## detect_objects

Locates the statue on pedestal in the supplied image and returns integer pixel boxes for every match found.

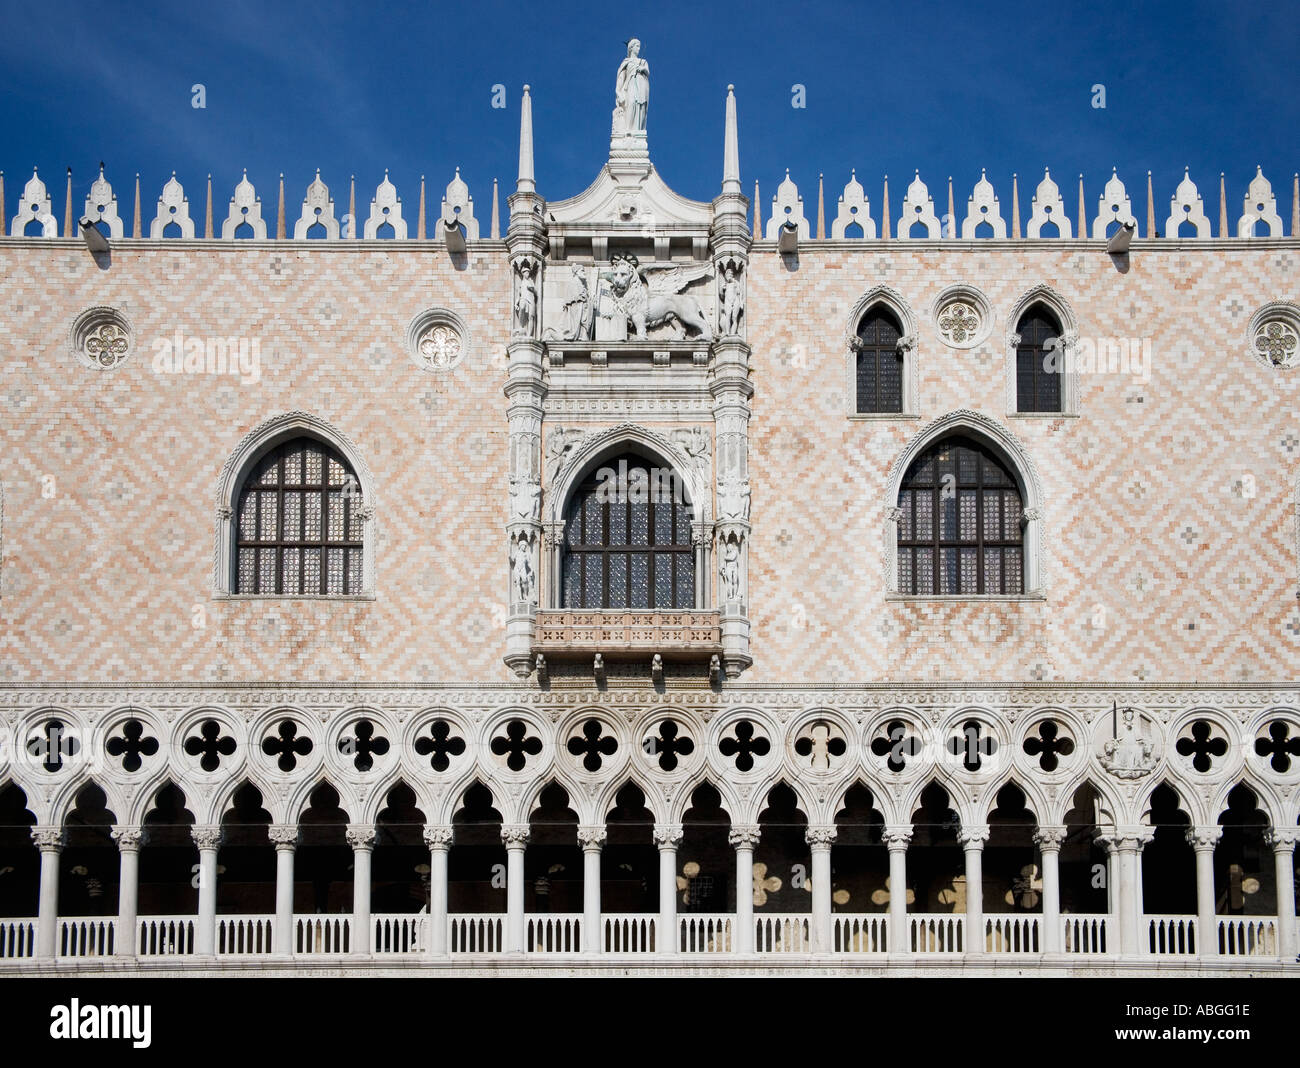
[613,38,649,137]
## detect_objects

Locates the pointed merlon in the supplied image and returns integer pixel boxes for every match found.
[1011,173,1021,239]
[816,173,825,239]
[1146,171,1155,237]
[517,84,535,194]
[947,176,955,238]
[276,173,286,239]
[0,171,5,237]
[722,84,741,197]
[417,175,426,240]
[1219,172,1228,237]
[882,175,891,240]
[205,174,214,238]
[133,173,142,237]
[64,167,73,238]
[349,175,356,239]
[1077,174,1085,238]
[753,180,761,236]
[491,177,500,239]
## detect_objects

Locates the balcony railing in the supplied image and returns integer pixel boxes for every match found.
[678,914,732,953]
[0,920,34,959]
[450,913,505,954]
[527,914,582,954]
[59,917,116,957]
[218,916,274,956]
[754,914,812,953]
[910,913,965,954]
[1145,915,1197,956]
[1217,917,1277,957]
[532,610,722,660]
[985,914,1041,953]
[1062,914,1108,954]
[603,913,656,953]
[834,914,888,953]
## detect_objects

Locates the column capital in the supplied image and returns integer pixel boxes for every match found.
[501,823,531,847]
[805,824,837,848]
[1185,825,1223,851]
[345,823,376,850]
[1103,824,1156,851]
[1033,824,1068,850]
[957,824,990,847]
[422,824,455,849]
[111,825,146,852]
[653,823,683,847]
[30,826,64,851]
[1264,827,1299,851]
[268,824,299,849]
[577,825,607,851]
[882,824,913,850]
[728,824,761,849]
[190,824,223,851]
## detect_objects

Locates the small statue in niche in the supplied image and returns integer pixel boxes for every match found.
[718,265,743,336]
[719,540,741,603]
[561,264,594,341]
[509,476,542,522]
[1099,705,1157,779]
[513,260,538,338]
[613,38,650,137]
[511,538,537,606]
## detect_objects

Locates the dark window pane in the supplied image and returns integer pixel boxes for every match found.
[608,552,628,609]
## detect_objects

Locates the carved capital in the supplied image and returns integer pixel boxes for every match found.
[1022,507,1041,523]
[653,823,684,847]
[728,824,761,849]
[30,826,64,851]
[346,824,376,850]
[577,826,608,850]
[423,825,455,849]
[897,333,918,352]
[882,824,914,849]
[268,824,300,849]
[805,824,838,848]
[541,521,566,549]
[111,825,146,852]
[886,506,904,524]
[1264,828,1299,851]
[501,824,531,847]
[1108,825,1156,851]
[191,825,223,851]
[1185,825,1224,852]
[1033,824,1068,850]
[957,824,991,847]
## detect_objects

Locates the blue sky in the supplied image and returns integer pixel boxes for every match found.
[1,0,1296,230]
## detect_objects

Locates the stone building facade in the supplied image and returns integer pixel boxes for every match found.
[0,44,1298,972]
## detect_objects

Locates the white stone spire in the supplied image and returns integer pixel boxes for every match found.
[517,84,535,195]
[722,84,740,196]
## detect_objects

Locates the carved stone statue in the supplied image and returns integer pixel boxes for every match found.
[613,38,649,137]
[561,264,593,341]
[599,253,712,341]
[1100,706,1156,779]
[511,539,537,606]
[513,261,538,338]
[671,426,711,467]
[720,540,741,603]
[718,475,751,521]
[509,476,542,522]
[718,266,743,336]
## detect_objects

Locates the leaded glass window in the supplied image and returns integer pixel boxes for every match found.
[897,436,1023,595]
[1015,303,1063,413]
[562,454,694,610]
[855,309,904,414]
[235,438,364,595]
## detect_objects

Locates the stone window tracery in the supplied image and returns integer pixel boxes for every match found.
[853,309,905,414]
[1015,304,1064,414]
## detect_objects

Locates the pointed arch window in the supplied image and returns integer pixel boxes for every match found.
[234,437,364,595]
[854,309,905,414]
[561,453,695,610]
[1015,304,1063,413]
[896,435,1024,595]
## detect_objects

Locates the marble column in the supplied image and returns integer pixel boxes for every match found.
[1108,826,1154,955]
[501,824,530,953]
[882,825,913,954]
[1187,825,1223,958]
[729,824,760,954]
[654,823,683,955]
[806,824,836,953]
[347,824,375,955]
[423,825,454,958]
[958,825,990,955]
[1034,825,1067,953]
[31,827,63,959]
[191,825,223,955]
[1264,829,1297,960]
[111,826,145,957]
[268,825,298,956]
[578,826,606,954]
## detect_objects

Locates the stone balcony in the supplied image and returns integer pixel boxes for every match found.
[531,610,722,663]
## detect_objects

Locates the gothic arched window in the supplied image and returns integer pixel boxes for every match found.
[235,437,364,595]
[896,436,1024,595]
[562,453,695,610]
[1015,304,1063,413]
[854,308,904,414]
